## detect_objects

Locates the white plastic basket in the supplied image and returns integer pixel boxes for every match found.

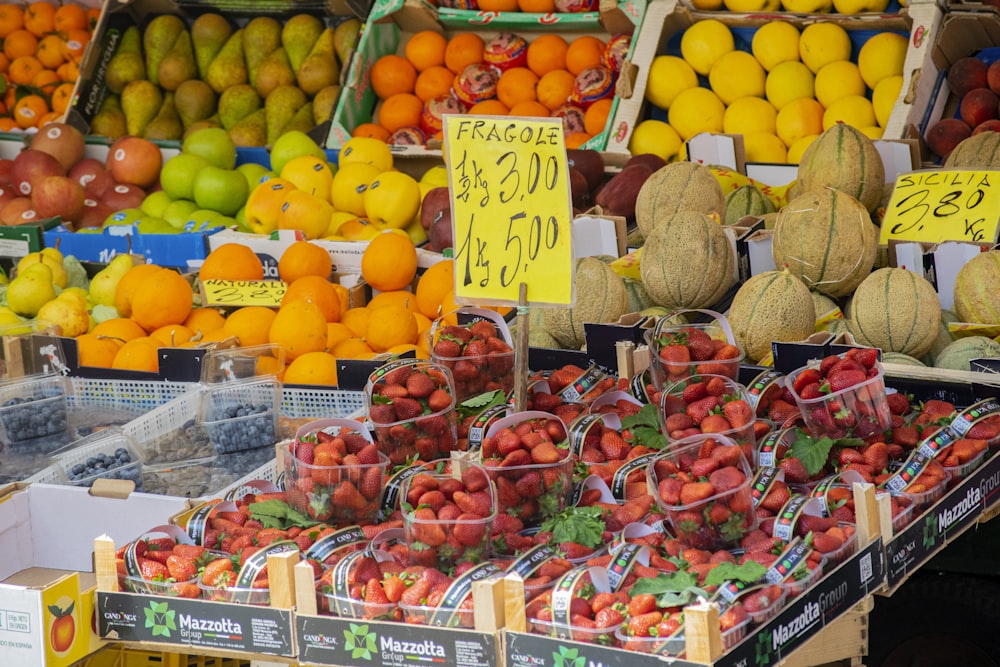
[67,378,197,414]
[281,386,365,419]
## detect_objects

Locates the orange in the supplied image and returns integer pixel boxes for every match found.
[0,118,16,131]
[352,122,391,141]
[413,311,431,334]
[370,54,416,99]
[149,323,195,347]
[282,275,342,323]
[584,98,612,135]
[333,336,374,358]
[367,289,419,313]
[51,82,73,114]
[439,290,459,325]
[415,259,455,319]
[468,99,509,115]
[111,337,159,373]
[269,300,328,360]
[414,66,455,103]
[341,307,371,338]
[509,100,550,117]
[76,333,123,368]
[255,354,285,379]
[326,321,352,350]
[332,282,350,316]
[53,4,87,34]
[183,307,226,334]
[60,29,89,64]
[278,240,332,283]
[223,306,277,347]
[85,8,100,29]
[8,55,42,85]
[386,343,418,356]
[566,36,606,76]
[536,69,575,111]
[404,30,447,72]
[24,2,54,37]
[565,131,592,148]
[56,60,78,81]
[36,34,65,68]
[31,68,60,95]
[38,110,60,127]
[199,243,265,281]
[478,0,518,9]
[0,53,9,73]
[518,0,556,10]
[199,327,234,345]
[444,33,484,74]
[496,67,539,109]
[4,30,36,59]
[366,304,418,352]
[361,230,417,292]
[115,264,162,317]
[283,351,339,386]
[130,268,193,331]
[526,35,568,77]
[13,94,47,128]
[0,5,24,38]
[378,93,422,133]
[91,317,147,342]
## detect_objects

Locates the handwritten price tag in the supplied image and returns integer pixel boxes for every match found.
[880,169,1000,244]
[201,279,286,307]
[443,116,574,306]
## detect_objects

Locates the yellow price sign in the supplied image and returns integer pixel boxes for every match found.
[443,115,574,307]
[201,278,286,307]
[880,170,1000,244]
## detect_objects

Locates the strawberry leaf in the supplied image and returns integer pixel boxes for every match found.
[621,404,668,450]
[247,499,315,530]
[459,390,505,412]
[703,561,767,587]
[629,571,707,607]
[790,430,862,476]
[540,506,605,549]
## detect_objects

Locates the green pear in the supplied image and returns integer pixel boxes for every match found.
[7,262,55,318]
[243,17,282,87]
[106,26,145,95]
[206,29,247,94]
[143,15,186,87]
[88,254,134,308]
[191,13,233,80]
[281,14,323,73]
[283,103,315,135]
[229,108,267,147]
[254,47,295,99]
[296,27,339,96]
[265,85,307,144]
[90,94,127,140]
[121,80,163,137]
[143,92,184,141]
[157,30,197,91]
[174,79,217,129]
[184,118,222,138]
[313,85,341,125]
[332,18,361,67]
[218,84,261,131]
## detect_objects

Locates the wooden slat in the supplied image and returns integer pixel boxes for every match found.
[777,602,868,667]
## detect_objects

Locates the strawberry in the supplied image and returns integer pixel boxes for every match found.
[294,440,315,464]
[486,335,512,352]
[811,531,845,554]
[453,491,492,518]
[427,388,453,412]
[627,593,657,617]
[411,508,447,546]
[681,382,708,403]
[496,429,522,455]
[664,413,694,433]
[531,441,564,464]
[838,448,865,467]
[139,558,169,581]
[861,442,889,473]
[470,320,497,341]
[453,515,488,546]
[364,578,391,615]
[461,465,488,492]
[819,355,842,376]
[515,471,543,498]
[433,337,462,358]
[581,447,605,463]
[779,457,810,484]
[559,542,594,559]
[826,370,867,393]
[797,514,838,535]
[687,330,715,361]
[848,347,879,370]
[166,555,197,582]
[418,490,447,512]
[333,482,367,511]
[658,344,690,365]
[416,414,449,435]
[686,396,719,425]
[599,431,630,460]
[627,611,663,637]
[369,404,396,424]
[886,393,911,416]
[172,544,206,560]
[708,466,746,493]
[463,339,488,358]
[382,574,407,603]
[594,607,624,628]
[799,383,823,400]
[722,399,753,428]
[679,481,715,505]
[690,457,719,479]
[742,585,783,613]
[658,477,684,505]
[200,558,234,586]
[699,414,732,434]
[357,443,380,465]
[792,368,822,394]
[379,383,409,400]
[406,372,436,399]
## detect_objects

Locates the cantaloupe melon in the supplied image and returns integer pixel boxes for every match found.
[761,212,779,229]
[797,123,885,212]
[772,187,878,298]
[811,292,842,324]
[954,251,1000,324]
[724,185,776,225]
[944,132,1000,169]
[882,352,926,367]
[634,162,726,239]
[728,270,816,362]
[543,257,628,350]
[935,336,1000,371]
[850,268,942,358]
[639,211,735,310]
[926,310,957,365]
[623,277,654,313]
[826,318,856,338]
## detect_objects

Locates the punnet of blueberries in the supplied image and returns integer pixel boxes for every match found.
[206,401,276,453]
[1,393,68,443]
[65,447,143,489]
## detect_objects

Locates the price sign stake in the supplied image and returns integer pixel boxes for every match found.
[880,169,1000,244]
[201,279,287,308]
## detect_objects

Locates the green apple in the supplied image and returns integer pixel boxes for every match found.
[236,162,273,190]
[270,130,325,175]
[182,127,237,170]
[160,153,211,201]
[103,207,145,227]
[141,190,173,218]
[162,199,200,230]
[136,217,176,234]
[186,209,234,232]
[192,166,249,217]
[234,206,254,234]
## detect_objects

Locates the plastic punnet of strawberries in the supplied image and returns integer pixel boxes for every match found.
[117,536,210,599]
[317,551,406,621]
[430,317,515,402]
[366,361,461,465]
[661,374,757,456]
[647,324,743,389]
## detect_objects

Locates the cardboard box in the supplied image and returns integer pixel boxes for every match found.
[43,225,224,269]
[606,2,943,161]
[0,483,188,667]
[327,0,646,156]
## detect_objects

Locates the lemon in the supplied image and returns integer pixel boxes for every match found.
[338,217,380,241]
[752,22,801,72]
[629,120,683,161]
[860,126,884,139]
[338,137,393,172]
[680,20,735,76]
[743,132,788,163]
[776,98,825,148]
[420,165,449,188]
[645,56,699,109]
[857,32,907,89]
[364,171,422,229]
[799,23,852,74]
[814,60,866,109]
[280,155,334,202]
[709,51,766,105]
[822,95,876,130]
[724,0,780,10]
[668,87,726,141]
[689,0,723,8]
[873,75,904,128]
[781,0,832,11]
[330,162,381,217]
[833,0,889,14]
[765,61,815,110]
[723,97,778,136]
[787,134,819,163]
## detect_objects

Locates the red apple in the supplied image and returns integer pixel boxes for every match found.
[0,185,17,211]
[32,175,85,222]
[29,122,85,172]
[0,159,14,186]
[76,199,112,229]
[0,198,38,226]
[101,183,145,211]
[68,158,114,198]
[106,136,162,188]
[960,88,999,128]
[11,149,64,197]
[973,119,1000,135]
[419,186,450,232]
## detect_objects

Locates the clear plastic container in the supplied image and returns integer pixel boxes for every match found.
[780,556,826,598]
[529,617,621,646]
[616,618,749,655]
[660,374,755,452]
[429,308,516,403]
[323,593,399,621]
[647,434,757,550]
[0,373,69,445]
[53,428,143,490]
[894,472,951,514]
[819,525,858,570]
[198,581,270,605]
[785,360,891,439]
[400,602,475,628]
[644,310,743,391]
[944,448,988,488]
[141,447,275,498]
[201,343,286,384]
[125,576,200,598]
[743,585,787,625]
[200,378,280,454]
